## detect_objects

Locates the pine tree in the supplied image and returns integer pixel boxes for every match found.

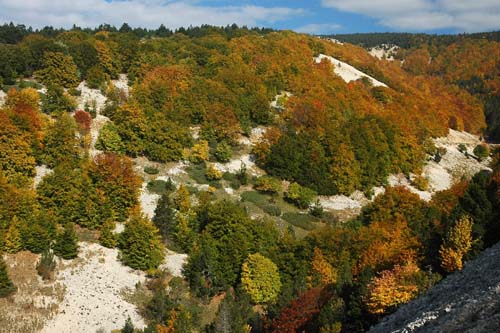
[99,219,117,248]
[0,256,16,297]
[153,192,176,240]
[54,223,79,260]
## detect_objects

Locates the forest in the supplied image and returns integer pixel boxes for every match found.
[0,22,499,332]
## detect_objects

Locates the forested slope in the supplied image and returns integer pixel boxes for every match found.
[0,24,499,332]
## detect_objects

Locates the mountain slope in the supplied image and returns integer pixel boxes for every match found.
[369,242,500,333]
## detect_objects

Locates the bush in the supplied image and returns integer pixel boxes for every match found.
[411,175,429,191]
[214,141,233,162]
[206,164,223,181]
[285,182,317,209]
[144,166,159,175]
[458,144,468,154]
[309,200,324,218]
[473,144,489,161]
[254,176,282,194]
[68,88,81,96]
[36,249,56,280]
[262,204,281,216]
[241,191,268,205]
[147,180,171,195]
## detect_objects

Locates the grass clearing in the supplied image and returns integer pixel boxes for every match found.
[282,212,319,231]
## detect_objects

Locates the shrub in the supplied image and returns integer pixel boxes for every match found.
[285,182,317,209]
[68,88,81,96]
[309,200,324,218]
[206,164,223,181]
[143,166,159,175]
[214,141,233,162]
[411,175,429,191]
[36,249,56,280]
[457,144,468,154]
[254,176,282,194]
[262,204,281,216]
[147,180,170,195]
[473,144,489,161]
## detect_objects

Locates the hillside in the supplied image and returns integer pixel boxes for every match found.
[370,242,500,333]
[0,25,499,333]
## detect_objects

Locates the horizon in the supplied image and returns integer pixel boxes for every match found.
[1,0,499,35]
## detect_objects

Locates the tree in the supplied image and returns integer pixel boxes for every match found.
[241,253,281,304]
[188,140,209,164]
[328,142,361,195]
[36,248,56,280]
[365,261,421,314]
[214,141,233,163]
[439,215,473,272]
[285,182,317,209]
[35,51,79,88]
[99,219,117,248]
[254,176,282,194]
[153,191,177,240]
[311,247,337,286]
[174,184,191,213]
[0,256,16,297]
[41,84,76,114]
[473,144,489,161]
[95,122,125,153]
[119,215,165,270]
[89,153,141,221]
[53,222,79,260]
[0,112,36,185]
[5,221,22,253]
[42,113,80,167]
[86,65,109,89]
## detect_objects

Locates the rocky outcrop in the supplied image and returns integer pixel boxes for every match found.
[369,242,500,333]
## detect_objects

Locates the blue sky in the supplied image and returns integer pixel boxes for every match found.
[1,0,499,34]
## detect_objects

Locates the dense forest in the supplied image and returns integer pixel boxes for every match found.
[0,23,499,332]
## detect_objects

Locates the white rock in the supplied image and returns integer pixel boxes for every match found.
[41,242,146,333]
[315,54,389,87]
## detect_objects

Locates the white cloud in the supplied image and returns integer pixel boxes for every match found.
[295,23,341,34]
[0,0,303,29]
[322,0,500,32]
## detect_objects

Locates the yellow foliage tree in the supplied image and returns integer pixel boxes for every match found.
[174,184,191,213]
[189,140,209,164]
[241,253,282,304]
[439,215,473,272]
[365,261,420,314]
[5,218,22,253]
[311,247,337,286]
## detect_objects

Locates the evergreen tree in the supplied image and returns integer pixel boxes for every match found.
[99,219,117,248]
[53,223,79,260]
[119,215,165,270]
[36,248,56,280]
[153,192,177,240]
[0,256,16,297]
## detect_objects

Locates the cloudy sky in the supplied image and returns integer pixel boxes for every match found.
[1,0,499,34]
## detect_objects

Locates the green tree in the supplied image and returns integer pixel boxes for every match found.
[53,222,79,260]
[241,253,281,304]
[86,65,109,89]
[95,122,125,153]
[119,215,165,270]
[99,219,117,248]
[285,182,317,209]
[214,141,233,163]
[0,256,16,297]
[254,176,282,195]
[41,85,77,114]
[42,113,80,167]
[35,51,80,88]
[153,192,177,240]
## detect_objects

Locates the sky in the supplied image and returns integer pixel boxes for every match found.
[1,0,500,34]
